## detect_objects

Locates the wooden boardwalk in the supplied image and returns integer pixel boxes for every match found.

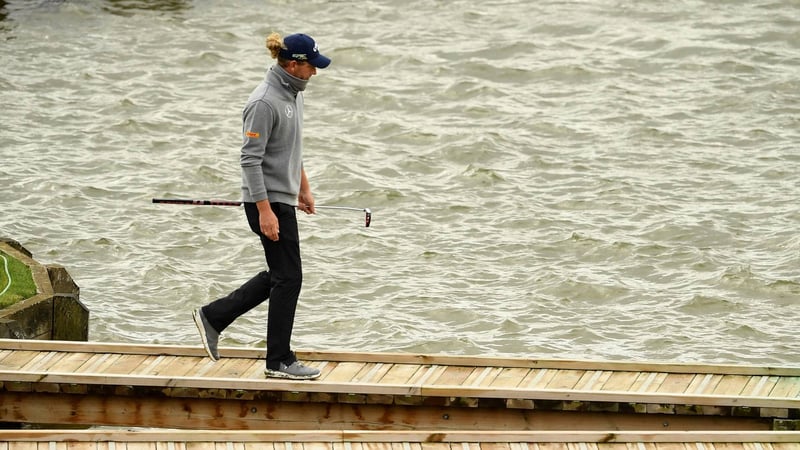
[0,338,799,435]
[1,430,800,449]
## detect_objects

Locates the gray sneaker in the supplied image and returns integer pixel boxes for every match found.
[265,361,321,380]
[192,308,220,361]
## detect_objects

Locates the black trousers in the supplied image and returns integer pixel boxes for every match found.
[202,202,302,369]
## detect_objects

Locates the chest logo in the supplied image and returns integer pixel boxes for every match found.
[285,105,294,118]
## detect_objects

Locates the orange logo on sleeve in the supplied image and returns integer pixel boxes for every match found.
[245,131,260,138]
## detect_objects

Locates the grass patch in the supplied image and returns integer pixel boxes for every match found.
[0,250,37,308]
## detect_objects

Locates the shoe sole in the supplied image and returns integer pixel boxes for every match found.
[192,309,220,362]
[264,369,321,380]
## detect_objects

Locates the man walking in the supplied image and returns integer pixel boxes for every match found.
[193,32,331,380]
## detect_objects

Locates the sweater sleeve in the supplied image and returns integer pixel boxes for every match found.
[240,100,273,203]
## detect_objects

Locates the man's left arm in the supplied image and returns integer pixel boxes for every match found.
[297,168,315,214]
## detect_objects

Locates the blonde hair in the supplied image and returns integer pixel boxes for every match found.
[266,32,285,60]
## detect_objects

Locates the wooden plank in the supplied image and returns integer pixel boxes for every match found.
[149,355,205,378]
[322,362,368,383]
[0,339,209,359]
[0,351,40,369]
[18,351,59,372]
[686,374,720,395]
[303,442,335,450]
[202,357,258,379]
[413,385,800,410]
[769,377,800,399]
[649,444,686,450]
[133,355,168,376]
[96,353,152,375]
[532,444,566,450]
[468,367,503,388]
[3,339,800,377]
[193,358,222,378]
[91,443,118,450]
[92,354,133,373]
[0,430,799,443]
[409,365,446,387]
[655,373,697,394]
[633,372,667,393]
[377,364,424,385]
[598,371,640,392]
[772,444,800,450]
[479,443,512,450]
[355,363,392,384]
[77,352,118,374]
[302,442,333,450]
[2,368,800,410]
[709,375,750,397]
[430,365,475,387]
[489,368,531,389]
[574,371,612,392]
[545,370,586,390]
[145,355,179,376]
[521,369,558,390]
[184,443,214,450]
[241,358,268,380]
[14,442,796,450]
[8,390,771,432]
[742,376,781,398]
[46,351,93,373]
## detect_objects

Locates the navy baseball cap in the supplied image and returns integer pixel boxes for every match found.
[279,33,331,69]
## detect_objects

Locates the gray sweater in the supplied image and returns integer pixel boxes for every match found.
[240,65,306,205]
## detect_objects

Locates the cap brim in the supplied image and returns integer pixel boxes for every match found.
[309,54,331,69]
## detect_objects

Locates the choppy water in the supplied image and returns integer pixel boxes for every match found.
[1,0,798,365]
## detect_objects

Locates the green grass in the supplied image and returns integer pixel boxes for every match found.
[0,250,37,308]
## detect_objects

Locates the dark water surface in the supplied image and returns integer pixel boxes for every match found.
[1,0,798,365]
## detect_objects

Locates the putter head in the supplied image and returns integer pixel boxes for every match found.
[365,208,372,227]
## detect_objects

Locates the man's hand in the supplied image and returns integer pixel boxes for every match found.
[298,168,315,215]
[257,200,279,241]
[298,190,315,215]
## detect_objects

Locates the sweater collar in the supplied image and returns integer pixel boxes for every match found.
[271,64,308,94]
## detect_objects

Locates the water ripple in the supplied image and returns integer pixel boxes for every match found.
[0,0,798,365]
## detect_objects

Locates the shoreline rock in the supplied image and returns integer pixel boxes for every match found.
[0,238,88,341]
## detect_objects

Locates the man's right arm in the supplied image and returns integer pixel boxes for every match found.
[241,102,280,241]
[241,101,272,203]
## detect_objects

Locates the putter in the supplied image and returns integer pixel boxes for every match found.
[152,198,372,227]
